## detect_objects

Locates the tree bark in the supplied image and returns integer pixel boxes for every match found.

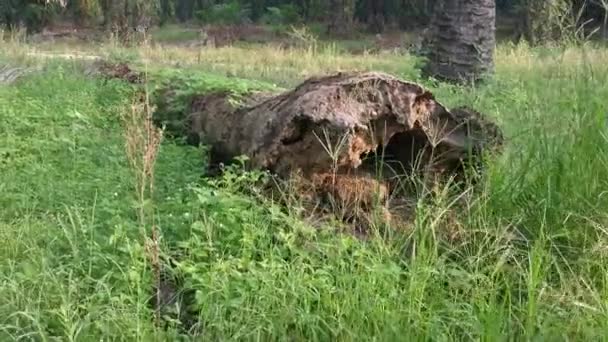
[153,71,502,182]
[368,0,385,33]
[327,0,355,36]
[424,0,496,83]
[91,61,504,227]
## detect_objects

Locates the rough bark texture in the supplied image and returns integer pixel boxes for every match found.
[327,0,355,36]
[424,0,496,83]
[153,71,502,228]
[174,72,502,179]
[367,0,386,33]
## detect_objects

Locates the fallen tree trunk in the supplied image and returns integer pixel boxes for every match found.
[154,71,503,225]
[160,72,502,178]
[0,64,40,85]
[91,62,503,187]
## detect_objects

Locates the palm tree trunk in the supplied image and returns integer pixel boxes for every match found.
[327,0,355,36]
[423,0,496,83]
[368,0,385,33]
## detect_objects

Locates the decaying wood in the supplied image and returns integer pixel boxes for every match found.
[85,60,143,83]
[182,72,502,178]
[155,71,502,228]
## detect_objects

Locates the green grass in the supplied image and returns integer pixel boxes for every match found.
[149,24,202,43]
[1,42,608,340]
[149,66,279,138]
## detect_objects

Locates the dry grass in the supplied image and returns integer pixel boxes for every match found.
[121,89,164,325]
[496,42,608,74]
[4,34,608,87]
[3,38,414,85]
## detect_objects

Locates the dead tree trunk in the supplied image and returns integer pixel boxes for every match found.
[151,71,502,226]
[155,72,501,181]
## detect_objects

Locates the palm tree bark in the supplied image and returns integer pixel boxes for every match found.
[327,0,355,36]
[368,0,386,33]
[424,0,496,83]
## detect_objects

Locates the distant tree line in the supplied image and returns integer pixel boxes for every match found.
[2,0,607,43]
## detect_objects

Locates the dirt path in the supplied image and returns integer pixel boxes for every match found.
[26,51,102,60]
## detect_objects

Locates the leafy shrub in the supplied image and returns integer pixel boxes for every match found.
[0,0,62,32]
[261,4,302,25]
[516,0,590,44]
[195,1,252,25]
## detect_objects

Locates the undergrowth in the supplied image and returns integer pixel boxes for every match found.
[149,68,279,140]
[0,42,608,340]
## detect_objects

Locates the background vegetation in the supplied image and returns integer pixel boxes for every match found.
[2,0,608,43]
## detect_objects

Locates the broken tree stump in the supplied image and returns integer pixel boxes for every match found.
[153,71,503,227]
[155,71,502,178]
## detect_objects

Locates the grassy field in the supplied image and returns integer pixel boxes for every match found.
[1,38,608,340]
